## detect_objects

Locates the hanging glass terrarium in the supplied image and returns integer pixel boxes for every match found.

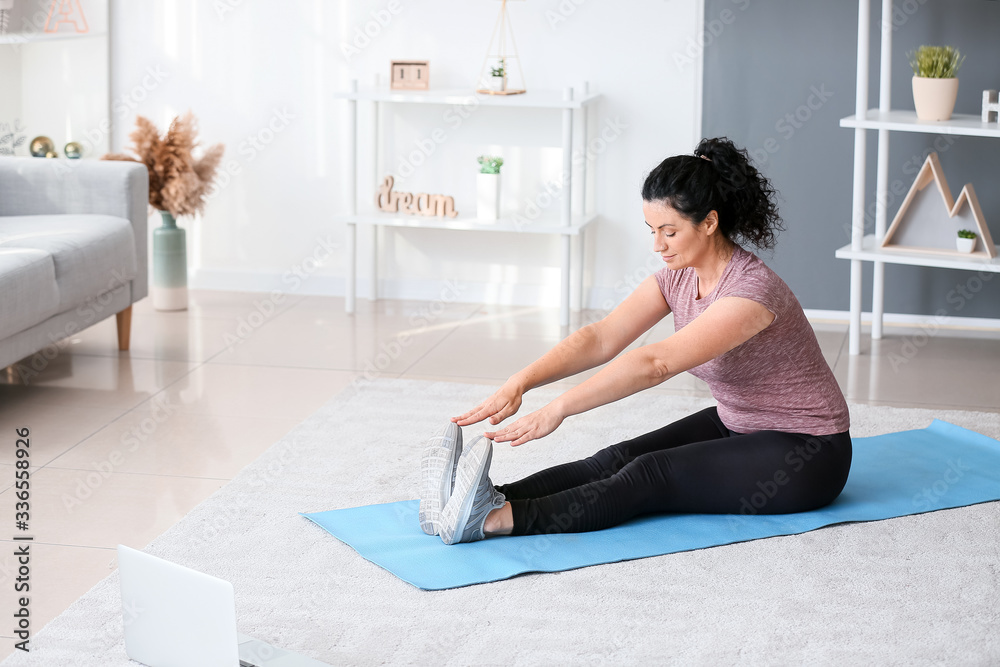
[475,0,526,96]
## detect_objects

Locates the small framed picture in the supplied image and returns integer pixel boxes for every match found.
[390,61,430,90]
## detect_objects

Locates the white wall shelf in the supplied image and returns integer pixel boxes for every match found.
[836,235,1000,273]
[838,0,999,355]
[335,86,601,110]
[0,30,107,45]
[334,211,596,236]
[339,80,602,326]
[841,110,1000,138]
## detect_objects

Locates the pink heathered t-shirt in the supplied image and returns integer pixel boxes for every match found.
[654,246,849,436]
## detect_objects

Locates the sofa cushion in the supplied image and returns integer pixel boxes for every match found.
[0,247,60,340]
[0,214,138,313]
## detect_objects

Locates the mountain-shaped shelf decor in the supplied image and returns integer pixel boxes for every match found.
[881,151,997,259]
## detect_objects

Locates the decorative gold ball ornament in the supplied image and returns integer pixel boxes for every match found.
[64,142,83,159]
[45,151,58,158]
[29,136,56,157]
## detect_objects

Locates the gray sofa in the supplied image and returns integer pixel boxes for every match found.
[0,157,149,377]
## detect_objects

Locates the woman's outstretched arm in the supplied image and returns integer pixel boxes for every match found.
[453,275,671,427]
[487,296,775,446]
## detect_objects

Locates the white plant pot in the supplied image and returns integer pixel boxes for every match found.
[490,76,506,92]
[477,172,501,221]
[956,236,976,253]
[912,76,959,121]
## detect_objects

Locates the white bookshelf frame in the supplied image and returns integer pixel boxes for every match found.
[840,0,1000,355]
[0,0,110,158]
[338,80,602,326]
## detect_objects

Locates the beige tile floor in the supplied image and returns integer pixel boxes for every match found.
[0,289,998,659]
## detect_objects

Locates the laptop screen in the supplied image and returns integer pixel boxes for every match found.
[117,545,241,667]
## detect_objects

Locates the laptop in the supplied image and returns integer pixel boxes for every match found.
[117,545,330,667]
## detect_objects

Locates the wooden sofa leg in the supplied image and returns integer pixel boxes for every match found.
[116,305,133,351]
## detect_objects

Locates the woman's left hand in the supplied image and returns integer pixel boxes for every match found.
[485,404,564,447]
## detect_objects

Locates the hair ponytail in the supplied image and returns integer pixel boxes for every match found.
[641,137,783,250]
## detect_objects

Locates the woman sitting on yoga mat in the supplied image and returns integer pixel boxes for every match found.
[419,136,852,546]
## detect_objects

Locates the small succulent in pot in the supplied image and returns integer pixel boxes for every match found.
[488,59,506,92]
[956,229,977,253]
[477,155,503,174]
[476,156,503,221]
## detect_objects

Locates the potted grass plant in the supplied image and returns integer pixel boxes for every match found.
[957,229,977,253]
[908,45,965,121]
[477,155,503,221]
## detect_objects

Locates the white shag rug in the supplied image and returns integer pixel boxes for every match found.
[6,379,999,666]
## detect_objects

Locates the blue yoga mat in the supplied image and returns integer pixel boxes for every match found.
[302,420,1000,590]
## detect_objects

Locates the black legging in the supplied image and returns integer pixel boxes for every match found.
[494,406,852,536]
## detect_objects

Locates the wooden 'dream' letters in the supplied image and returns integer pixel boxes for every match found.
[375,175,458,218]
[881,152,997,259]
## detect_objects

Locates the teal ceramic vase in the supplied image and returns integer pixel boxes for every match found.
[152,210,188,311]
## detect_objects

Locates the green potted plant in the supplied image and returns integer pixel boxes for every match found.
[908,45,965,121]
[489,59,506,93]
[477,155,503,221]
[957,229,977,253]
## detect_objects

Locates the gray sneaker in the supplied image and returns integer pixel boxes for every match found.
[418,422,463,535]
[439,436,507,545]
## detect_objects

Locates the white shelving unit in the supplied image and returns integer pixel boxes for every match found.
[839,0,1000,355]
[836,234,1000,272]
[841,110,1000,138]
[0,29,107,45]
[336,80,602,327]
[0,0,110,158]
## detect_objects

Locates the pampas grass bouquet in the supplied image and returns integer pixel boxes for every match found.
[103,112,224,311]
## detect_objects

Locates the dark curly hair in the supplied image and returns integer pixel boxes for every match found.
[641,137,783,250]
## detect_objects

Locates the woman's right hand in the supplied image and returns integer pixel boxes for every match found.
[452,380,524,427]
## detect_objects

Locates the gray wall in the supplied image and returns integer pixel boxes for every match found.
[702,0,1000,319]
